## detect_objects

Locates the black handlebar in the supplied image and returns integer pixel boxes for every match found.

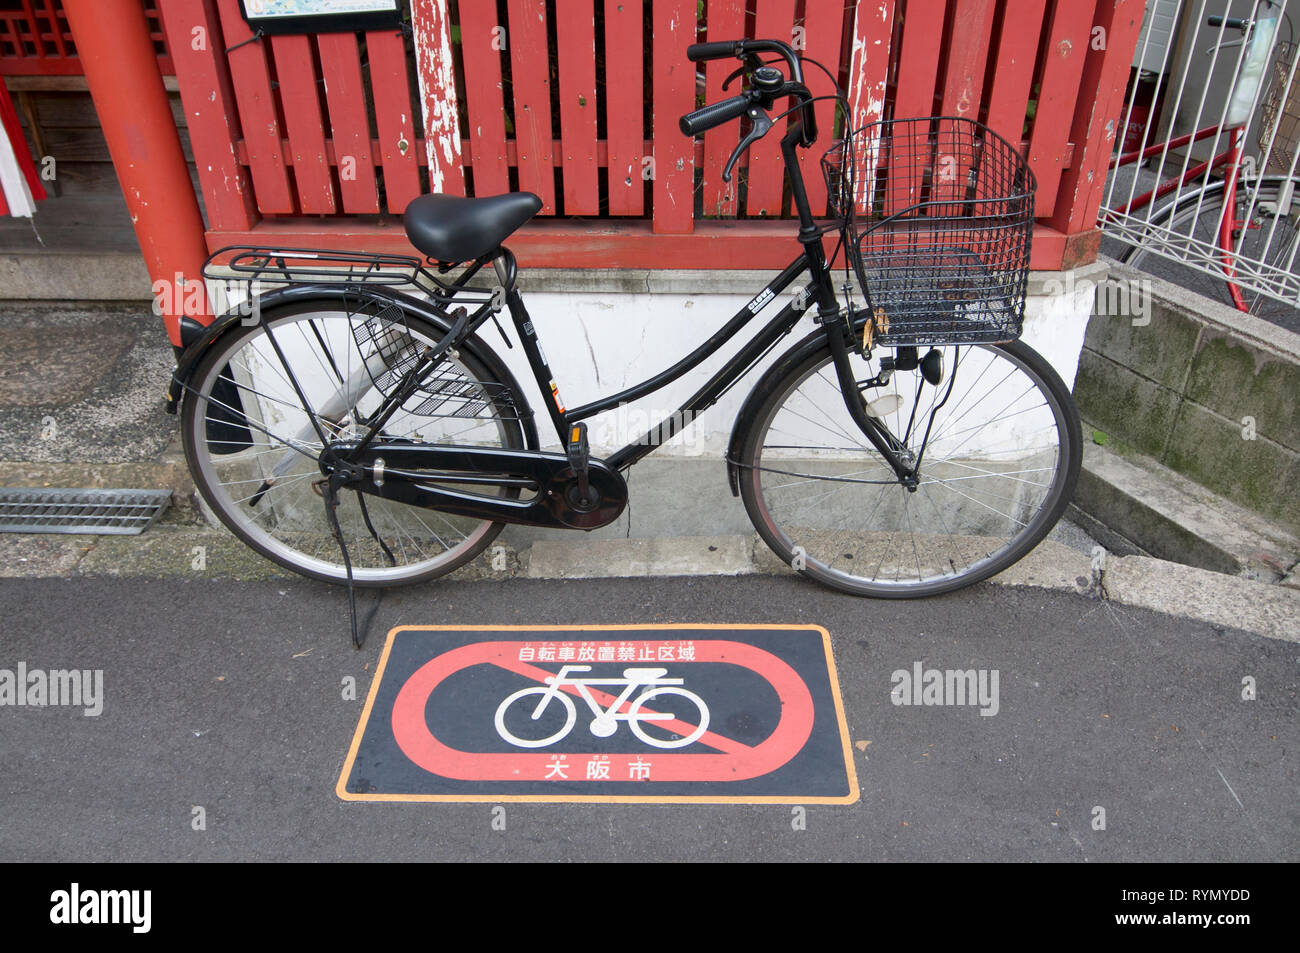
[679,93,753,136]
[679,38,817,146]
[686,41,740,62]
[1207,15,1247,30]
[686,38,804,84]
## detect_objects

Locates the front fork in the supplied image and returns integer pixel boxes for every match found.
[803,236,918,489]
[825,316,918,488]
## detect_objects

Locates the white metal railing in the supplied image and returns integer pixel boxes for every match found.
[1101,0,1300,319]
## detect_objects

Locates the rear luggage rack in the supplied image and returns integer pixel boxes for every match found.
[201,246,500,308]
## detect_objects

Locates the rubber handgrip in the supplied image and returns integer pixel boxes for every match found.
[1207,15,1246,29]
[679,95,751,136]
[687,41,740,62]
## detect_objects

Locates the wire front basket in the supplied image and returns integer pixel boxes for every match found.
[822,117,1036,346]
[1259,41,1300,174]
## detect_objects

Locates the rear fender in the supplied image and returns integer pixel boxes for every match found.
[165,283,539,450]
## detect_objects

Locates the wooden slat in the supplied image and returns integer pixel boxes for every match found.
[411,0,465,195]
[700,0,745,217]
[506,0,555,213]
[939,0,996,121]
[41,0,68,57]
[13,89,185,127]
[1027,0,1098,214]
[933,0,996,210]
[1050,0,1147,233]
[270,35,336,214]
[796,0,846,217]
[19,1,42,61]
[161,0,255,230]
[39,124,194,163]
[212,0,293,214]
[316,33,379,214]
[4,16,25,66]
[604,0,643,215]
[745,0,797,217]
[985,0,1048,151]
[556,0,599,215]
[891,0,945,120]
[888,0,946,214]
[845,1,896,222]
[651,0,694,233]
[456,0,510,198]
[366,28,422,213]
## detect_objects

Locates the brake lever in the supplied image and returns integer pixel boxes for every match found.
[723,107,773,183]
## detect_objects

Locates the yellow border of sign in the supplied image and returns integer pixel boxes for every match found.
[336,623,861,805]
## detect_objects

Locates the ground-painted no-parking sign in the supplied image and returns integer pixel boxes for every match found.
[337,625,859,803]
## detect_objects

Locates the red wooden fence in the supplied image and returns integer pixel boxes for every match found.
[1,0,172,74]
[153,0,1145,271]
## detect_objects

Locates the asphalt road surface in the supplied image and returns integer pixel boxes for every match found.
[1,574,1295,862]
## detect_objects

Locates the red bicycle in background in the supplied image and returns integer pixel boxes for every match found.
[1105,2,1300,323]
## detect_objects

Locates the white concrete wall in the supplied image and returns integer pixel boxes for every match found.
[491,265,1104,454]
[209,261,1104,463]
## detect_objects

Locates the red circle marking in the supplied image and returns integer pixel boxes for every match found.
[391,640,814,782]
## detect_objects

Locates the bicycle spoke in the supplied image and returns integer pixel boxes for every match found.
[742,341,1077,594]
[185,306,521,584]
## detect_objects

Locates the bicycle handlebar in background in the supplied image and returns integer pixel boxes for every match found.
[1208,15,1248,30]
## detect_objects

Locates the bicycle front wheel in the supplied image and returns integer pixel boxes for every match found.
[738,338,1081,597]
[1119,176,1300,331]
[181,297,529,586]
[627,688,710,749]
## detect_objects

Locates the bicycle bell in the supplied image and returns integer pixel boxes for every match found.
[752,66,784,92]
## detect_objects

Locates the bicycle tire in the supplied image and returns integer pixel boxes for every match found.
[1119,175,1300,329]
[737,337,1082,598]
[181,296,529,587]
[494,687,577,748]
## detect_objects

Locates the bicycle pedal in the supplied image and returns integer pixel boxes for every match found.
[566,422,590,472]
[565,422,595,504]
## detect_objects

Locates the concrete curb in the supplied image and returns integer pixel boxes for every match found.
[1,252,153,302]
[4,526,1294,642]
[1072,440,1299,579]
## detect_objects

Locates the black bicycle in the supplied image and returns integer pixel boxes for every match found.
[167,38,1081,631]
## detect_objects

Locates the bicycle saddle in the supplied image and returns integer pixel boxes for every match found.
[404,191,543,263]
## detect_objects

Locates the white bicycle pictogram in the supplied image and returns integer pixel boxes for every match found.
[494,665,710,749]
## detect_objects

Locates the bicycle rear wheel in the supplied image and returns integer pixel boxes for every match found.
[1119,176,1300,331]
[181,297,529,586]
[737,338,1081,597]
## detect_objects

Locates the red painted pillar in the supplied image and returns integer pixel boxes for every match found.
[63,0,210,346]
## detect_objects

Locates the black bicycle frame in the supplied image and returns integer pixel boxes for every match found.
[333,118,918,516]
[504,255,810,472]
[498,120,915,482]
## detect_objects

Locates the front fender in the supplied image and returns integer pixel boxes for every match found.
[725,323,843,496]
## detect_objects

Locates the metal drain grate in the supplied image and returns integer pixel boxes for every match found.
[0,488,172,535]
